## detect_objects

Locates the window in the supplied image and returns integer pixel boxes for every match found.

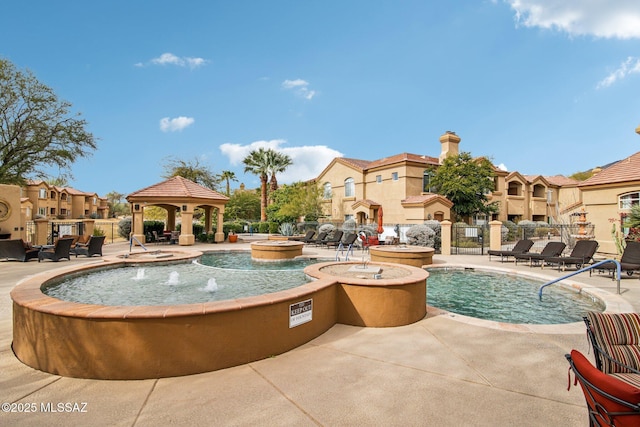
[344,214,354,221]
[376,175,382,183]
[323,182,332,199]
[344,178,355,197]
[620,192,640,209]
[38,207,46,216]
[532,184,546,198]
[423,170,435,192]
[391,172,398,181]
[93,197,97,205]
[39,188,47,199]
[50,191,56,199]
[507,181,522,196]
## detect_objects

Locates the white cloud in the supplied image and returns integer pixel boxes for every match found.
[282,79,317,100]
[506,0,640,39]
[497,163,508,171]
[219,139,342,183]
[597,56,640,88]
[159,116,195,132]
[145,52,209,69]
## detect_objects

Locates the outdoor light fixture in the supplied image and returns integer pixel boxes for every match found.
[134,204,140,211]
[182,205,188,212]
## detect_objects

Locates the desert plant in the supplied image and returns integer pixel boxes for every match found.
[278,222,295,236]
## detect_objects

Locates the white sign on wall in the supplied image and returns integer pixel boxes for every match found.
[289,299,313,328]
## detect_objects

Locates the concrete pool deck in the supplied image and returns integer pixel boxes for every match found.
[2,235,639,426]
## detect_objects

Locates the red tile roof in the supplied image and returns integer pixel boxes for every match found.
[578,151,640,187]
[366,153,439,169]
[127,176,229,201]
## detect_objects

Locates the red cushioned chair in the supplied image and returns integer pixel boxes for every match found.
[566,350,640,426]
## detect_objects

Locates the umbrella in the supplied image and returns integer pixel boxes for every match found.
[377,206,384,234]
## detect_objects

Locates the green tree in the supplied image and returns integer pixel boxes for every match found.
[0,59,97,185]
[242,148,271,221]
[430,152,497,222]
[45,175,69,187]
[267,150,293,194]
[105,190,128,217]
[224,188,261,221]
[162,157,220,190]
[219,170,237,196]
[268,182,323,223]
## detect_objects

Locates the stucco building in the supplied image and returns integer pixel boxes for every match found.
[316,131,582,227]
[22,180,108,220]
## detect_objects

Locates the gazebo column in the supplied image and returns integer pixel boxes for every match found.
[178,204,195,245]
[131,205,145,246]
[167,207,176,231]
[215,208,225,243]
[204,207,213,233]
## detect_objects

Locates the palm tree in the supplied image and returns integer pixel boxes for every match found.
[243,148,271,221]
[219,170,237,196]
[268,151,293,194]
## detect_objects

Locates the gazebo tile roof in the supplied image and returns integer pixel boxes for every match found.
[127,176,229,201]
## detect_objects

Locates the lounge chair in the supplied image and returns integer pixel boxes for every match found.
[321,230,344,247]
[545,240,599,271]
[566,350,640,426]
[73,235,106,257]
[513,241,566,266]
[0,239,39,262]
[487,239,534,262]
[289,230,315,243]
[310,231,328,246]
[597,241,640,278]
[326,231,356,248]
[38,238,74,262]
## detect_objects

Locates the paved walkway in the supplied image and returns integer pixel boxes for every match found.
[2,236,639,426]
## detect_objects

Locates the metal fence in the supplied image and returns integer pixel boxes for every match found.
[451,222,596,256]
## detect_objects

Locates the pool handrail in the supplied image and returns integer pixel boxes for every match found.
[538,259,621,300]
[335,241,355,261]
[129,235,148,252]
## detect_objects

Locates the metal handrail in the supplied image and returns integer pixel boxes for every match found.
[538,259,621,300]
[335,242,355,261]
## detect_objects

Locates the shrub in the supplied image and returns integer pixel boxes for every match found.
[268,222,278,234]
[118,218,131,239]
[258,222,269,233]
[207,232,216,243]
[93,227,105,237]
[406,224,436,247]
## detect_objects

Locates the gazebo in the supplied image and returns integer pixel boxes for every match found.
[126,176,230,246]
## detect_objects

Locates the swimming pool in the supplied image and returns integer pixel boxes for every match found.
[426,268,604,324]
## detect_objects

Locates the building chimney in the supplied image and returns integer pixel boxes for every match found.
[439,131,461,164]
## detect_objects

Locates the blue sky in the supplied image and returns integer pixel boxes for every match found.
[2,0,640,196]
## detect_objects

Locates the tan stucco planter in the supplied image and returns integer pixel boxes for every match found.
[251,241,304,259]
[369,245,435,268]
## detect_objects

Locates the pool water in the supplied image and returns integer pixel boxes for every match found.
[426,268,604,324]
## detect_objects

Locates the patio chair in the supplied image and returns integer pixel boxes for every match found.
[0,239,39,262]
[513,241,566,266]
[487,239,534,262]
[38,238,74,262]
[597,241,640,278]
[584,312,640,377]
[310,231,328,246]
[545,240,599,271]
[566,350,640,427]
[73,235,105,257]
[321,230,344,247]
[152,230,168,244]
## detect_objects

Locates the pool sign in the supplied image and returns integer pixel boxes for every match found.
[289,299,313,328]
